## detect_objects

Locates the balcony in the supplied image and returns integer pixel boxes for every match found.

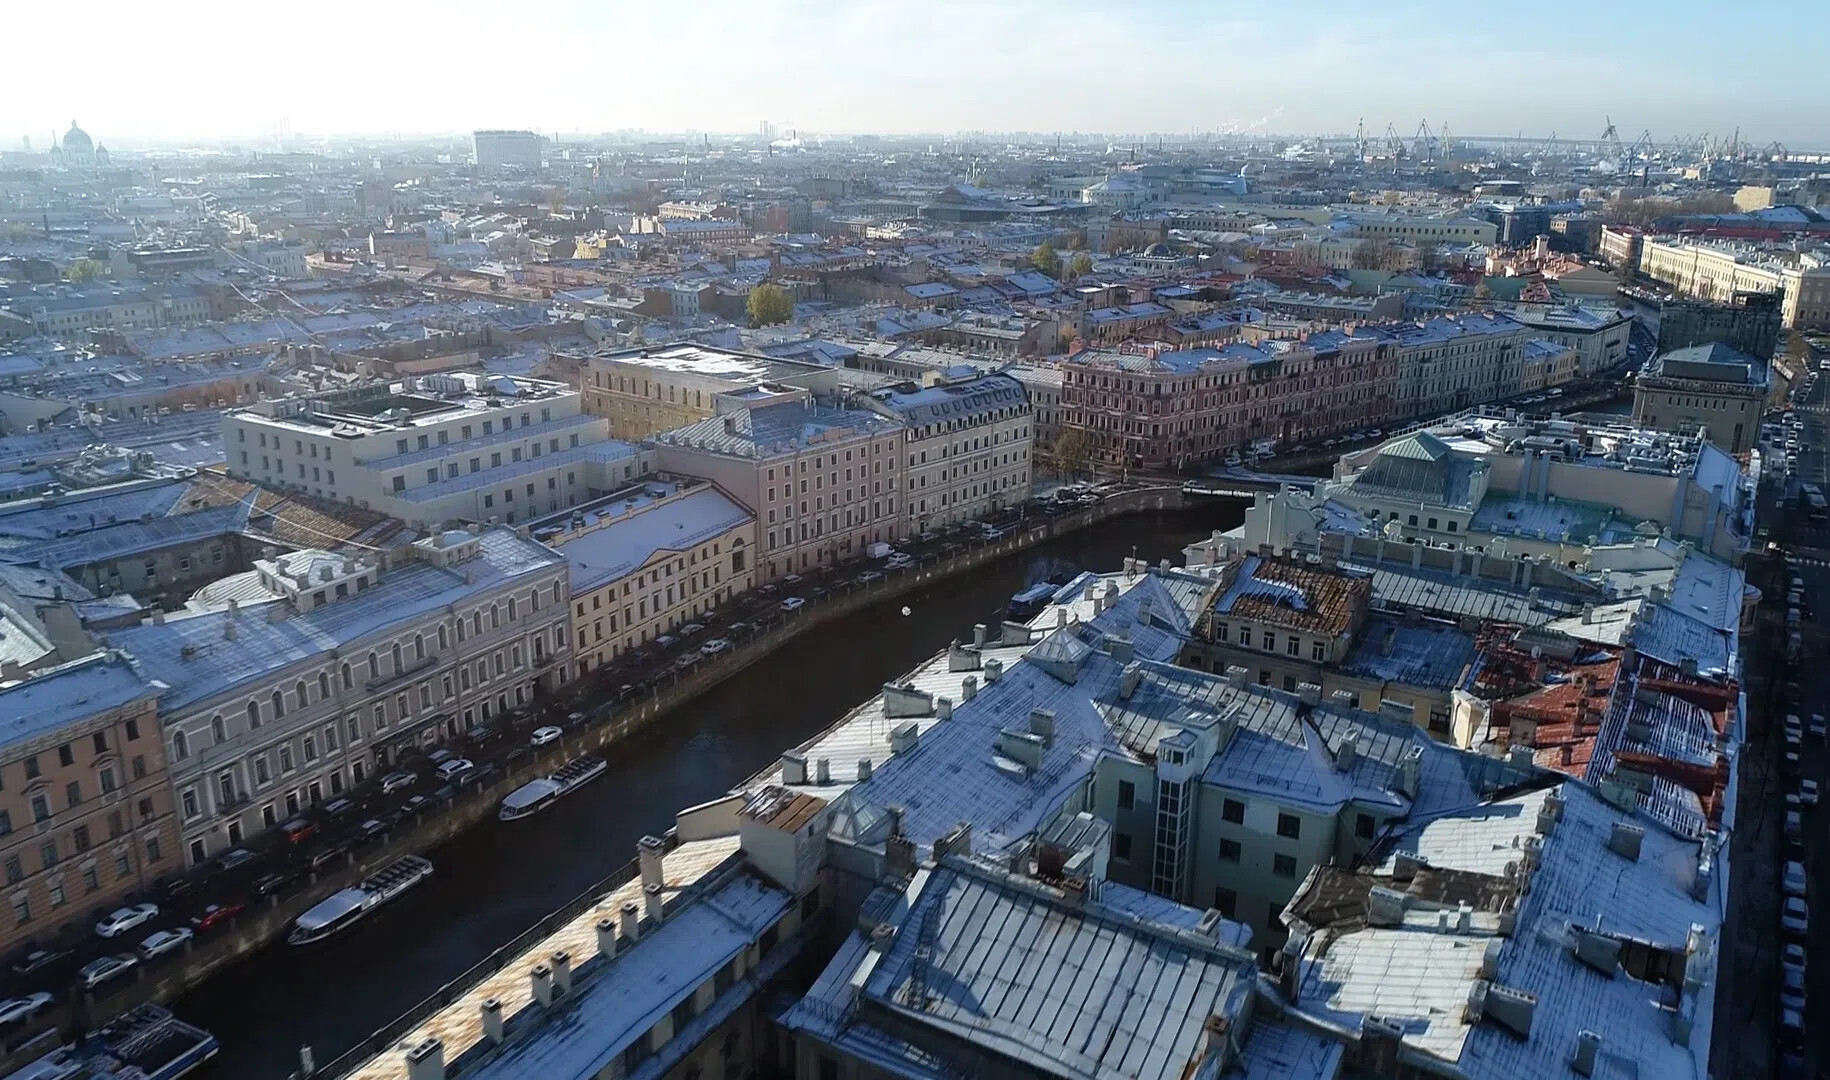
[366,654,438,693]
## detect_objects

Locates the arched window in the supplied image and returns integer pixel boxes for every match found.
[247,701,261,729]
[438,625,449,650]
[551,582,562,604]
[414,635,425,661]
[472,612,481,636]
[368,652,379,679]
[319,672,331,699]
[172,730,189,760]
[271,689,285,718]
[341,663,353,690]
[295,680,308,707]
[210,716,226,745]
[391,643,403,672]
[490,604,499,630]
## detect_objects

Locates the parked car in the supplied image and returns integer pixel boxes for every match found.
[530,726,563,747]
[654,634,678,650]
[0,993,52,1025]
[700,638,732,656]
[191,902,245,931]
[282,818,319,846]
[1783,964,1808,1012]
[138,928,192,960]
[781,574,803,586]
[680,623,706,637]
[856,570,885,584]
[1782,896,1810,936]
[78,954,137,990]
[380,771,417,795]
[1784,942,1808,982]
[356,819,389,843]
[403,794,431,814]
[780,597,806,612]
[1786,809,1804,842]
[322,797,355,819]
[1785,861,1809,897]
[981,527,1008,541]
[1800,778,1820,807]
[10,949,65,978]
[1813,713,1827,740]
[216,848,255,871]
[310,846,348,872]
[435,758,474,782]
[251,872,296,899]
[95,903,159,939]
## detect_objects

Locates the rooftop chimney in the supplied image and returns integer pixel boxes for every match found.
[530,963,555,1008]
[480,997,505,1045]
[550,950,572,997]
[404,1038,444,1080]
[643,881,666,925]
[1572,1031,1601,1077]
[638,835,666,892]
[615,898,643,950]
[596,915,619,957]
[1608,822,1644,862]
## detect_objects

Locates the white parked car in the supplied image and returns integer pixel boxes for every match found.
[0,993,52,1025]
[530,726,563,747]
[435,758,474,782]
[78,954,138,989]
[700,638,732,656]
[95,903,159,938]
[1783,896,1810,936]
[1800,778,1820,807]
[1785,861,1809,897]
[380,771,417,795]
[780,597,806,612]
[138,927,192,960]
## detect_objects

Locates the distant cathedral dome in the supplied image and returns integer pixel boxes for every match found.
[63,121,93,156]
[1143,241,1170,257]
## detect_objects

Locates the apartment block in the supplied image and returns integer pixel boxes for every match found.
[649,400,904,580]
[0,654,179,954]
[582,343,840,441]
[223,373,647,528]
[1060,333,1395,469]
[1638,236,1830,330]
[532,481,756,674]
[103,527,570,865]
[860,374,1033,531]
[1633,342,1768,452]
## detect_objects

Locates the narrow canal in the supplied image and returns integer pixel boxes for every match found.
[180,503,1245,1078]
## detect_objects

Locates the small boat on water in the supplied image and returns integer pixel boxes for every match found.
[288,854,433,945]
[1007,582,1057,621]
[498,754,607,821]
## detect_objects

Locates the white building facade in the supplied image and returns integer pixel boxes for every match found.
[105,528,570,865]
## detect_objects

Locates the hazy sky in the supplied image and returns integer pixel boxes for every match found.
[8,0,1826,145]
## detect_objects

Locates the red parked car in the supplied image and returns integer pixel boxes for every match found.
[191,903,244,932]
[281,818,318,846]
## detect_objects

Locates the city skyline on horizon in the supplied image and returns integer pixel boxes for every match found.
[7,0,1829,148]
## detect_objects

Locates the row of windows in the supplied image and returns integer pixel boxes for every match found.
[171,589,562,761]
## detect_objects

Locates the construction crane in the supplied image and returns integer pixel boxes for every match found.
[1600,116,1623,162]
[1413,120,1436,163]
[1354,117,1366,163]
[1383,123,1406,160]
[1437,121,1452,161]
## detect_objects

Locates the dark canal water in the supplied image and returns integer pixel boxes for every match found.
[180,503,1245,1077]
